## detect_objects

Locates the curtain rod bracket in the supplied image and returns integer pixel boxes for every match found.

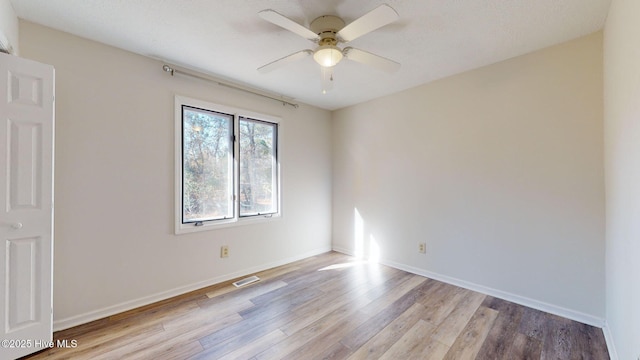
[162,65,175,76]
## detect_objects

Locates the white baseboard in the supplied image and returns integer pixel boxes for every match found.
[331,246,605,328]
[331,245,355,257]
[601,322,619,360]
[53,246,332,331]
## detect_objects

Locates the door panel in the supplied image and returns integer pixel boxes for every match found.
[7,236,42,331]
[8,120,42,210]
[0,52,54,360]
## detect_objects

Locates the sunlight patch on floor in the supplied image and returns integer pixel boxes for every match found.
[317,261,369,271]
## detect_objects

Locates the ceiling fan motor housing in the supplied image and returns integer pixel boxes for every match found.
[310,15,345,45]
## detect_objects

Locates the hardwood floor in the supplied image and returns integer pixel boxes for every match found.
[20,252,609,360]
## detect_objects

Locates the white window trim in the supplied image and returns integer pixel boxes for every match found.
[174,95,282,234]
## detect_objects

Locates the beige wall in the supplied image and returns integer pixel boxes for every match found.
[604,0,640,358]
[332,32,605,323]
[19,21,333,329]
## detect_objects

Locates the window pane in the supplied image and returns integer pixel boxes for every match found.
[182,106,233,222]
[239,118,277,216]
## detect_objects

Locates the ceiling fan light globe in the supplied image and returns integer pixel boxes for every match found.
[314,45,343,67]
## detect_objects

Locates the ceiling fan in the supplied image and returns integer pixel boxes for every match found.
[257,4,401,91]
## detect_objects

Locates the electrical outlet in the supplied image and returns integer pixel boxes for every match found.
[220,245,229,258]
[418,242,426,254]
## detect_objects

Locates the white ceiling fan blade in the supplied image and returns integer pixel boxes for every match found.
[343,47,400,73]
[258,10,319,41]
[257,49,313,74]
[337,4,399,43]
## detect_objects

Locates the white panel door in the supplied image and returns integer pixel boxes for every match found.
[0,53,54,360]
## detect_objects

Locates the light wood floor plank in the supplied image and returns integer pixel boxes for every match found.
[346,302,426,360]
[205,278,288,300]
[360,275,427,315]
[255,264,301,281]
[419,282,467,326]
[340,279,432,350]
[278,310,370,360]
[128,340,203,360]
[92,312,242,360]
[431,290,487,346]
[281,278,374,336]
[443,305,499,360]
[216,329,288,360]
[255,305,370,359]
[379,319,448,360]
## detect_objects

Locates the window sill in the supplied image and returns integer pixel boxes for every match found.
[175,213,281,235]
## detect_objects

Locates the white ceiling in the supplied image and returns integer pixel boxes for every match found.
[11,0,611,110]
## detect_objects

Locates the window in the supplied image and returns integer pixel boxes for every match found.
[175,96,280,233]
[239,117,278,217]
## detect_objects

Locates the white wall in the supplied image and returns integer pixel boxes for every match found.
[332,32,605,324]
[603,0,640,358]
[0,0,18,53]
[19,21,332,329]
